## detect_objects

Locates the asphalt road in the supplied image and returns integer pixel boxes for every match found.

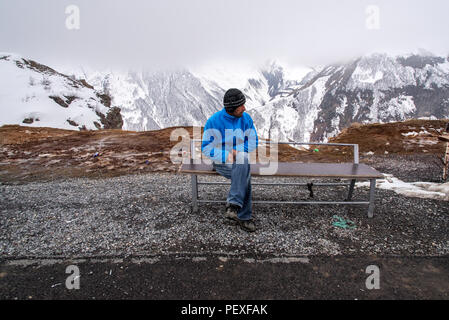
[1,255,448,302]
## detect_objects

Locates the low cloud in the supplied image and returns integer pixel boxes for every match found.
[1,0,449,70]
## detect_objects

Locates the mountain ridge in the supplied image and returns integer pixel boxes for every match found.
[1,51,449,143]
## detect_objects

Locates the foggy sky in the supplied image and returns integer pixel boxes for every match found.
[1,0,448,70]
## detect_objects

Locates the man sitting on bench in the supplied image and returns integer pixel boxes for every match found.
[201,88,259,232]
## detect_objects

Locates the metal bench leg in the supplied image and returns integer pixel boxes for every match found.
[191,174,199,213]
[367,179,376,218]
[346,179,356,201]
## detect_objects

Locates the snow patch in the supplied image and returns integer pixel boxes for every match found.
[379,95,416,120]
[358,70,384,84]
[357,174,449,201]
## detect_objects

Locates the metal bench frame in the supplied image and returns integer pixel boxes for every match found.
[186,140,379,218]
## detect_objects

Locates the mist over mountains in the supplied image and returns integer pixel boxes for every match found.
[1,51,449,142]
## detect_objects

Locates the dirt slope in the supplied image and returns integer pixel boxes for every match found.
[329,119,448,155]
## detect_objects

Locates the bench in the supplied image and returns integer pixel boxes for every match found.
[179,140,384,218]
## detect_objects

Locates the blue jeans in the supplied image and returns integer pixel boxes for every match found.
[213,153,252,221]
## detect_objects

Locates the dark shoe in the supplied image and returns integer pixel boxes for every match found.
[238,219,256,233]
[225,204,239,222]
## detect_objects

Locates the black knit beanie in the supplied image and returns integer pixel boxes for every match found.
[223,88,246,112]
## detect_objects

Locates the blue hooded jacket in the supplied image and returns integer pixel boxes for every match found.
[201,109,258,163]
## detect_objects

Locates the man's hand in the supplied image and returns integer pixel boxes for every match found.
[227,149,237,163]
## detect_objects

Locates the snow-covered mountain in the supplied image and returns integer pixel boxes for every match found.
[0,53,123,131]
[249,53,449,142]
[72,53,449,142]
[295,53,449,142]
[70,60,309,132]
[2,51,449,143]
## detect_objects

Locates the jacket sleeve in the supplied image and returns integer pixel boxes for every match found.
[201,120,228,163]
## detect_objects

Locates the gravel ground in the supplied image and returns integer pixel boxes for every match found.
[1,155,448,259]
[362,153,445,183]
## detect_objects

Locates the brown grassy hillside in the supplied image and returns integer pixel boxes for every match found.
[0,119,448,182]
